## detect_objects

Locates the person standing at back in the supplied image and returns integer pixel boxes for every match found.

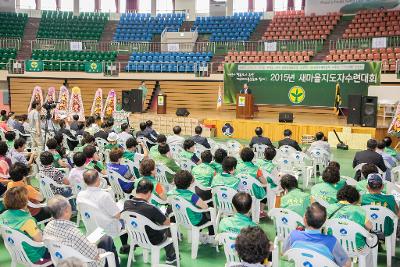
[249,127,273,148]
[278,129,301,151]
[28,101,42,148]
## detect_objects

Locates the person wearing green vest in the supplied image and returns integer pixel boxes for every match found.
[383,136,400,160]
[210,148,227,174]
[104,132,123,151]
[280,174,311,216]
[135,158,166,202]
[211,156,240,190]
[138,81,148,109]
[327,185,372,249]
[167,170,215,240]
[152,143,181,183]
[192,150,215,201]
[311,166,346,204]
[75,134,95,153]
[356,163,387,194]
[123,137,149,178]
[47,138,69,168]
[256,146,279,189]
[149,134,167,159]
[5,130,15,151]
[83,145,106,175]
[180,139,201,164]
[361,173,400,237]
[218,192,256,234]
[0,187,50,264]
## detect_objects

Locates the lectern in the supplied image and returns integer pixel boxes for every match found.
[157,94,167,114]
[236,94,254,119]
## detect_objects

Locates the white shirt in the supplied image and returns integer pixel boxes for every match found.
[118,131,133,144]
[68,166,86,184]
[167,134,185,147]
[77,187,121,236]
[309,140,331,154]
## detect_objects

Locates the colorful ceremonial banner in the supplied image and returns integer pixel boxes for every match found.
[217,85,222,111]
[103,89,117,118]
[85,61,103,73]
[25,60,44,72]
[224,62,381,107]
[388,102,400,136]
[55,86,70,120]
[69,87,85,120]
[305,0,400,15]
[28,86,44,112]
[91,88,103,117]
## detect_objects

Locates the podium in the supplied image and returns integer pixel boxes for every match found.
[236,94,254,119]
[157,94,167,114]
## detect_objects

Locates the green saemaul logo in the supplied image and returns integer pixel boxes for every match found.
[288,86,305,104]
[30,61,38,69]
[90,62,98,70]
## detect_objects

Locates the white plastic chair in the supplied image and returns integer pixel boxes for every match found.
[120,158,140,180]
[170,144,184,161]
[27,201,52,226]
[194,143,207,159]
[1,225,52,267]
[284,248,339,267]
[325,218,378,267]
[275,157,294,173]
[253,144,268,160]
[268,208,303,242]
[156,163,175,191]
[211,186,238,230]
[121,211,180,267]
[362,205,398,267]
[45,238,116,267]
[237,174,265,223]
[391,165,400,183]
[261,168,281,211]
[107,169,132,201]
[169,195,217,259]
[38,173,74,202]
[215,232,239,265]
[309,148,329,184]
[95,137,108,151]
[290,151,313,188]
[225,140,241,157]
[279,145,297,157]
[178,158,196,171]
[341,175,358,186]
[136,136,155,153]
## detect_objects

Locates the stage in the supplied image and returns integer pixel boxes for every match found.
[130,108,392,148]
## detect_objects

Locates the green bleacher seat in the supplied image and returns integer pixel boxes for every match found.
[0,12,27,38]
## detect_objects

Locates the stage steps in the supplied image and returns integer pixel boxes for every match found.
[100,20,119,43]
[250,19,270,41]
[16,17,40,60]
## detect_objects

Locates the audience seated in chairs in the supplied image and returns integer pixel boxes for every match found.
[230,226,271,267]
[11,138,36,166]
[249,127,273,149]
[256,147,279,190]
[68,152,86,184]
[122,178,177,264]
[0,186,51,265]
[279,174,311,217]
[7,162,51,222]
[192,150,215,201]
[0,141,12,177]
[83,145,106,175]
[43,195,120,267]
[311,166,346,204]
[107,148,135,194]
[94,122,109,141]
[69,114,80,132]
[308,131,330,154]
[181,139,201,164]
[85,116,100,136]
[327,185,372,249]
[383,136,400,161]
[167,125,185,147]
[105,132,123,150]
[210,148,228,174]
[153,143,181,183]
[361,173,400,237]
[376,140,397,181]
[192,126,211,149]
[356,163,386,194]
[46,138,69,169]
[39,151,72,197]
[77,169,130,254]
[168,170,215,241]
[58,120,79,151]
[122,137,149,162]
[211,156,240,190]
[218,192,256,234]
[135,158,167,201]
[283,202,351,267]
[149,134,167,158]
[353,139,387,180]
[278,129,302,151]
[135,122,148,139]
[5,130,15,151]
[144,120,158,143]
[117,123,133,145]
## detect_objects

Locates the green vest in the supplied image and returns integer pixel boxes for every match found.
[0,209,47,263]
[256,159,277,188]
[310,180,346,204]
[211,172,239,190]
[356,180,387,194]
[152,154,181,183]
[52,153,62,168]
[218,213,256,234]
[210,162,223,174]
[327,202,367,249]
[135,176,162,206]
[149,145,160,158]
[122,151,140,178]
[361,193,396,236]
[167,189,202,225]
[180,150,194,161]
[384,147,397,158]
[236,161,259,178]
[192,163,215,187]
[280,188,311,216]
[104,143,121,150]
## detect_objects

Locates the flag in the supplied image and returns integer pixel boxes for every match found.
[388,102,400,136]
[333,83,342,115]
[85,61,103,73]
[217,85,223,110]
[25,60,43,72]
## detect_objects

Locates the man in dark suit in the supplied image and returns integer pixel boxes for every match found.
[94,122,109,141]
[353,139,387,180]
[239,83,252,94]
[249,127,274,148]
[191,126,211,149]
[144,120,158,143]
[278,129,302,151]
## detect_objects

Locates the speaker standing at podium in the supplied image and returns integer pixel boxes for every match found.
[239,83,252,94]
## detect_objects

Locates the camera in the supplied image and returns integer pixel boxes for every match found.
[43,101,57,110]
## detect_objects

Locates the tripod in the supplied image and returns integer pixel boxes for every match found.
[42,109,56,150]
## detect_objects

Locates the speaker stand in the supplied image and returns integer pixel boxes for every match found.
[337,106,345,117]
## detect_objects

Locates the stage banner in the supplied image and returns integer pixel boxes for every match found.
[224,62,381,107]
[25,60,44,72]
[85,62,103,73]
[305,0,400,15]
